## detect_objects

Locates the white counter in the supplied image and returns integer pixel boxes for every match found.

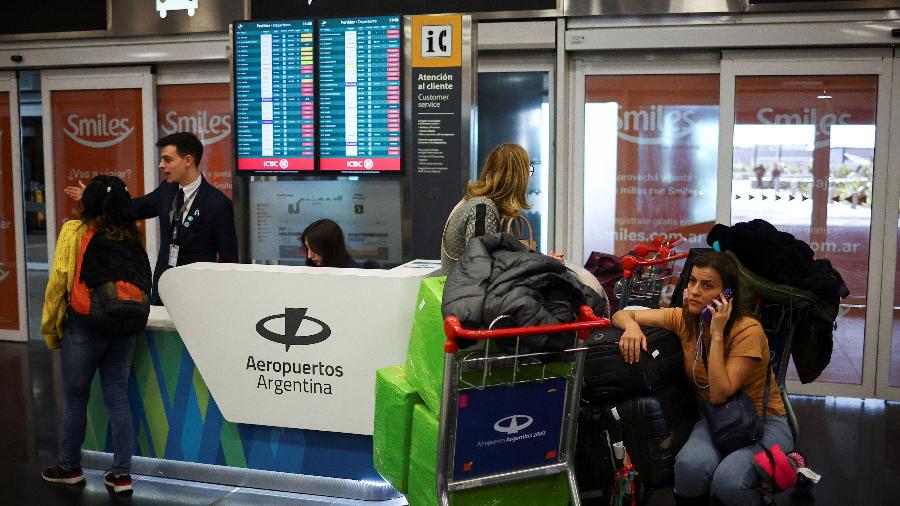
[156,260,440,435]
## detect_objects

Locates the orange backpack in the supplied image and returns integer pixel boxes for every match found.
[69,228,150,336]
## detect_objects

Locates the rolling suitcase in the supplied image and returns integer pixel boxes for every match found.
[581,326,686,403]
[613,380,698,489]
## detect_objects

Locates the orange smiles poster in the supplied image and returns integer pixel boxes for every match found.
[51,88,145,232]
[157,83,233,198]
[0,91,20,330]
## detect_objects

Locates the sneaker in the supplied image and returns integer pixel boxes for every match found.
[103,471,133,494]
[41,464,85,485]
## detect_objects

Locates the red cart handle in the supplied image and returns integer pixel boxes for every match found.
[621,251,689,278]
[633,236,684,259]
[442,306,610,353]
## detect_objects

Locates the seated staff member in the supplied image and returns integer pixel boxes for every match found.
[301,219,359,268]
[611,252,791,506]
[66,132,238,305]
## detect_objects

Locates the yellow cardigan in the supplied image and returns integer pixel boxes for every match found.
[41,219,88,349]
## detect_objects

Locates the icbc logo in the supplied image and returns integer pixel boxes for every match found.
[263,159,289,169]
[346,159,375,169]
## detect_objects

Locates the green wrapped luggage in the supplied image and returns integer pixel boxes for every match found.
[405,277,447,413]
[373,365,422,493]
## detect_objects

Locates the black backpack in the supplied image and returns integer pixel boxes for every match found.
[70,229,152,337]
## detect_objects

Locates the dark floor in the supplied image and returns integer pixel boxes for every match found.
[2,340,899,505]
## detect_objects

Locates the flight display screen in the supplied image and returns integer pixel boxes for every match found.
[317,16,402,174]
[234,20,316,173]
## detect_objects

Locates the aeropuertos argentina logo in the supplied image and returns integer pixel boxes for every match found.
[494,415,533,435]
[64,113,135,148]
[256,308,331,351]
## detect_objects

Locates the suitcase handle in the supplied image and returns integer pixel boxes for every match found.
[443,306,610,353]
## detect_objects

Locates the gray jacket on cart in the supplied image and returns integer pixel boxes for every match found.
[442,232,605,354]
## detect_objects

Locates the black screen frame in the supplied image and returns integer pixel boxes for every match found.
[231,15,405,178]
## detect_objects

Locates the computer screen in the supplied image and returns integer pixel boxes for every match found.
[317,15,402,175]
[233,19,316,173]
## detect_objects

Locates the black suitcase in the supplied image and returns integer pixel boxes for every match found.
[574,405,618,505]
[581,326,686,403]
[613,380,699,489]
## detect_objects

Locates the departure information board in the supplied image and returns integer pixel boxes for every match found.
[318,16,402,173]
[234,20,315,172]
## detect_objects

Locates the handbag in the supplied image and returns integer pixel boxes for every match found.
[504,215,537,250]
[699,330,772,456]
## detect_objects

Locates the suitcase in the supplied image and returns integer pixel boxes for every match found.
[574,405,618,505]
[613,380,699,489]
[581,326,686,403]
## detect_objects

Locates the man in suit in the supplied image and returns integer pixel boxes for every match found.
[66,132,238,305]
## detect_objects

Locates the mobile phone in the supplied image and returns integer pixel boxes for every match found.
[701,288,733,325]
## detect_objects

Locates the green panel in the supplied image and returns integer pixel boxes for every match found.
[192,367,210,423]
[137,423,151,456]
[153,331,185,408]
[219,420,248,468]
[132,334,169,457]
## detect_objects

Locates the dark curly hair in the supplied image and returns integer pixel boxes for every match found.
[79,175,138,242]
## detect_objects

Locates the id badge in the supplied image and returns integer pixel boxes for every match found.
[168,244,180,267]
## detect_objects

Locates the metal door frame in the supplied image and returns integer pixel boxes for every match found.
[718,48,895,399]
[41,67,159,271]
[570,53,721,267]
[478,52,555,253]
[874,52,900,401]
[0,72,28,342]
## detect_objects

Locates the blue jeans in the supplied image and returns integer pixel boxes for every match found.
[60,315,136,474]
[674,416,793,505]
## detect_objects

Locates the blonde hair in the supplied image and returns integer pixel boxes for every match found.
[465,143,531,218]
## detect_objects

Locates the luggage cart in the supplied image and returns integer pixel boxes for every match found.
[438,306,611,506]
[614,238,689,308]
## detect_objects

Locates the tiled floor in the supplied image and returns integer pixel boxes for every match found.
[3,339,900,505]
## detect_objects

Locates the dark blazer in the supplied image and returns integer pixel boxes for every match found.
[131,177,239,304]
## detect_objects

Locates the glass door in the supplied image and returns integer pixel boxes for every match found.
[477,54,554,253]
[875,53,900,401]
[572,56,721,267]
[719,51,895,398]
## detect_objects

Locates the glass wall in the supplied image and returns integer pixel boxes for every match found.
[730,75,878,385]
[582,74,720,259]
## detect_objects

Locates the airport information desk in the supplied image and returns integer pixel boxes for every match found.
[81,260,440,502]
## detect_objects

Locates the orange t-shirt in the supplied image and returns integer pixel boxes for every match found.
[661,308,784,417]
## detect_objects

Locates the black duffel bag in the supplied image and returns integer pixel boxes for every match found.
[581,326,686,403]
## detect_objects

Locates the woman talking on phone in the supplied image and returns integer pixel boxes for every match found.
[611,252,791,506]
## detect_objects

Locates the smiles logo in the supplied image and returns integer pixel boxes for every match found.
[64,113,135,148]
[256,308,331,351]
